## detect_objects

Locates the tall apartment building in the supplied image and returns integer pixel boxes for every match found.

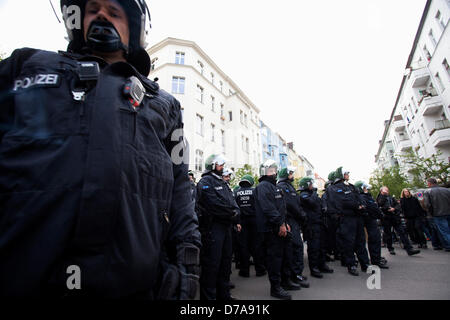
[147,38,262,177]
[376,0,450,173]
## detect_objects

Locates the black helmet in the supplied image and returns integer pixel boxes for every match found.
[60,0,151,75]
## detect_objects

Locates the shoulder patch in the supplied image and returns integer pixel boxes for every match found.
[202,185,209,189]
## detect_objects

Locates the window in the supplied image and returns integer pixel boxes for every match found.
[151,57,158,71]
[429,29,437,47]
[172,77,185,94]
[220,104,224,117]
[196,114,204,136]
[443,59,450,79]
[436,10,446,30]
[175,52,185,65]
[210,123,215,142]
[229,111,232,121]
[240,110,244,124]
[423,45,431,61]
[195,150,203,172]
[221,130,225,147]
[197,61,204,75]
[241,135,245,151]
[245,138,249,153]
[244,114,248,127]
[229,89,233,96]
[219,81,223,92]
[196,85,204,103]
[211,73,215,85]
[211,96,215,112]
[435,72,445,93]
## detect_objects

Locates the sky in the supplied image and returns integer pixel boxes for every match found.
[0,0,428,183]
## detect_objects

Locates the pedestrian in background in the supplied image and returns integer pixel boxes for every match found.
[423,178,450,252]
[400,188,428,248]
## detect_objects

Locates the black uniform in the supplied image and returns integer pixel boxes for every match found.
[377,194,413,252]
[322,186,341,259]
[255,176,293,290]
[299,188,328,271]
[0,48,201,298]
[360,192,384,265]
[328,181,370,269]
[235,185,266,276]
[278,179,306,277]
[196,171,239,300]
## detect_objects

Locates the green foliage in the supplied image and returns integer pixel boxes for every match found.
[400,149,449,187]
[230,164,259,190]
[369,165,411,199]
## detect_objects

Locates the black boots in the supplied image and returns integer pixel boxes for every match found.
[348,266,359,276]
[271,286,292,300]
[238,270,250,278]
[407,249,420,256]
[310,267,323,278]
[281,279,301,291]
[319,264,334,273]
[293,275,310,288]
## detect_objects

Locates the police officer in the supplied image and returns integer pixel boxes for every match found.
[255,160,300,300]
[235,174,266,278]
[299,177,334,278]
[329,167,370,276]
[196,155,239,300]
[354,182,389,269]
[0,0,201,299]
[377,186,420,256]
[322,171,341,261]
[188,170,197,203]
[222,168,242,272]
[277,167,309,288]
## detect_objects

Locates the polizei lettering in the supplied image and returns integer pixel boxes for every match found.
[13,74,60,91]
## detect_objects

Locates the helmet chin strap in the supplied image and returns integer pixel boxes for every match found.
[86,20,129,55]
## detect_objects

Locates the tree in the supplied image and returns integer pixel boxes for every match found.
[230,164,259,190]
[400,149,450,188]
[369,165,411,199]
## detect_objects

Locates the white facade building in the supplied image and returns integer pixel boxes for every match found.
[376,0,450,172]
[147,38,262,177]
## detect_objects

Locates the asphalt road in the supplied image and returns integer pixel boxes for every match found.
[229,243,450,300]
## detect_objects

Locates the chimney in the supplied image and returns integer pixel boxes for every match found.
[287,142,294,150]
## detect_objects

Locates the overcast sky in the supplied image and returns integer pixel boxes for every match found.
[0,0,427,182]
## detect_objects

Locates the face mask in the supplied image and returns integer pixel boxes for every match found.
[86,20,127,53]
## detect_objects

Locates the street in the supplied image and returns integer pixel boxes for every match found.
[229,243,450,300]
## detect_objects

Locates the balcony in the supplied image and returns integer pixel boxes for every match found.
[429,120,450,147]
[410,67,430,88]
[397,138,412,151]
[420,96,443,117]
[392,115,405,132]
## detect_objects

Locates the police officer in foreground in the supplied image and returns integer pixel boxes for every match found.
[235,175,267,278]
[0,0,201,299]
[299,177,334,278]
[277,167,309,288]
[196,155,239,300]
[376,187,420,257]
[354,182,389,269]
[329,167,370,276]
[255,160,300,300]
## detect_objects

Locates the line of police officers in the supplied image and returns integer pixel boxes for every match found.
[191,155,420,300]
